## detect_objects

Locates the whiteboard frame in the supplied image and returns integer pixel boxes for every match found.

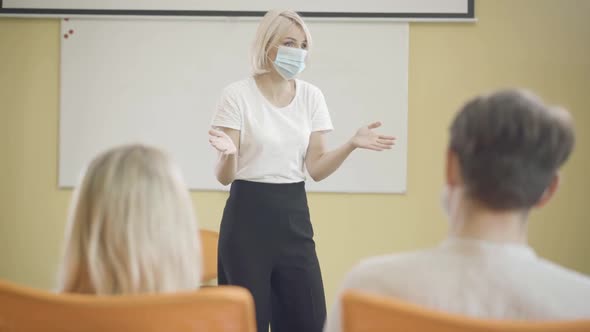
[0,0,475,21]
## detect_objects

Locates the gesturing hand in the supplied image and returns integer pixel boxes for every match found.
[350,121,396,151]
[208,129,237,155]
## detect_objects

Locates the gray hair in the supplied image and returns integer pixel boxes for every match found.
[450,89,575,210]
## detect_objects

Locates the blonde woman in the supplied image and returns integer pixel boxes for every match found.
[208,10,395,332]
[57,144,201,295]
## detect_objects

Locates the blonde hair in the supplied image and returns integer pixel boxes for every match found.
[251,10,312,75]
[57,144,201,295]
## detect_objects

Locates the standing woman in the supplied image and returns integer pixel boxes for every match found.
[209,10,395,332]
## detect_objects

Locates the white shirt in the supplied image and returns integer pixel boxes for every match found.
[324,237,590,332]
[211,77,333,184]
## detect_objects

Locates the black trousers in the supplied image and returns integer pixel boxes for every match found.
[218,180,326,332]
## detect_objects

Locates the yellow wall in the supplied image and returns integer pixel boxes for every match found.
[1,0,589,308]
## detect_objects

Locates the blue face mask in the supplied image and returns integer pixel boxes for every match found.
[273,46,307,80]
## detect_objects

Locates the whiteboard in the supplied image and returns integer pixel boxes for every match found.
[1,0,474,20]
[59,18,408,193]
[4,0,469,13]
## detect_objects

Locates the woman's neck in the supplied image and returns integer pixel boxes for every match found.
[254,71,296,107]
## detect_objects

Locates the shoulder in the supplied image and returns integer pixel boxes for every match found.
[342,249,436,291]
[297,79,321,91]
[221,78,255,98]
[296,79,325,99]
[533,257,590,289]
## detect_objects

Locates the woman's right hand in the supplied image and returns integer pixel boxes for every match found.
[209,128,237,155]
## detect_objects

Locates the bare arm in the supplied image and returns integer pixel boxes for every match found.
[305,122,395,182]
[209,127,240,186]
[305,132,355,182]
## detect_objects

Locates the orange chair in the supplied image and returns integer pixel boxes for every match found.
[200,229,219,283]
[0,279,256,332]
[342,290,590,332]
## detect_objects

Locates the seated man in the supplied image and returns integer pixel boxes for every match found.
[324,89,590,331]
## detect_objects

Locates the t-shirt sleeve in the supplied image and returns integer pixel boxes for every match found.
[311,88,334,132]
[210,87,241,130]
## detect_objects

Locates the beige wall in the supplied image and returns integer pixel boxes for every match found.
[1,0,589,307]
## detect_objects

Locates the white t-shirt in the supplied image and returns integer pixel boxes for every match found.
[211,77,333,184]
[324,237,590,332]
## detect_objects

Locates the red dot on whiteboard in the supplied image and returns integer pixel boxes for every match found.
[69,29,74,34]
[64,18,69,21]
[64,34,69,39]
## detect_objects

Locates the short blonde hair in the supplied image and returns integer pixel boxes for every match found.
[251,10,312,75]
[57,144,201,295]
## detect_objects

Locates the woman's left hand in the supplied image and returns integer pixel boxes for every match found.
[349,121,396,151]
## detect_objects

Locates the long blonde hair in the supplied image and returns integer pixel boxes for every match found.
[58,144,201,295]
[251,10,312,75]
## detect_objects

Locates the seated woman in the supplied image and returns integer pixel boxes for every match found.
[57,144,201,294]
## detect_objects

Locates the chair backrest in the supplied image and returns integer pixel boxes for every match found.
[199,229,219,282]
[342,290,590,332]
[0,279,256,332]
